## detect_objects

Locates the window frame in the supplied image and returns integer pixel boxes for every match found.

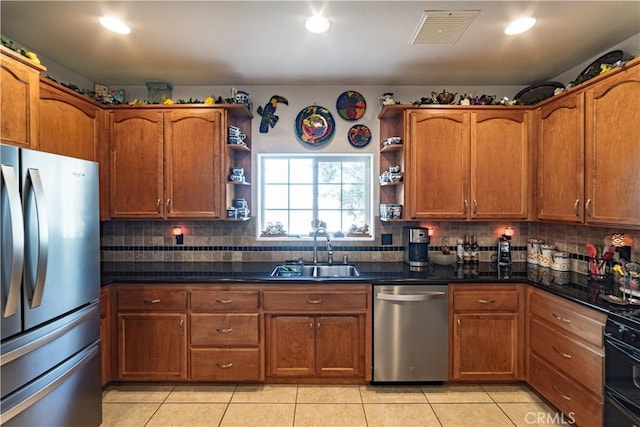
[257,153,374,241]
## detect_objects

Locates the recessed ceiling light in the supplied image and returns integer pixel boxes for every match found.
[99,16,131,34]
[305,14,330,34]
[504,17,536,35]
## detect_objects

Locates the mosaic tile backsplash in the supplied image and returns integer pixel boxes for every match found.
[101,219,639,273]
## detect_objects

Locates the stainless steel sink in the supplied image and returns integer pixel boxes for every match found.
[270,263,361,278]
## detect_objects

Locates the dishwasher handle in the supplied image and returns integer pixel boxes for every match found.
[376,291,446,302]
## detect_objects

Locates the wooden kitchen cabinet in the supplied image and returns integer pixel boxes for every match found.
[450,284,525,381]
[109,105,249,219]
[536,91,585,222]
[116,286,188,381]
[527,286,606,427]
[378,105,406,217]
[584,62,640,227]
[189,289,262,381]
[38,78,103,161]
[263,285,371,383]
[403,108,530,220]
[0,45,46,148]
[100,286,113,387]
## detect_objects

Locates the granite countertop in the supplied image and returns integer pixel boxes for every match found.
[101,261,637,326]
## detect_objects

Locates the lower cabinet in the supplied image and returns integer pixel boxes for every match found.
[263,285,371,383]
[527,286,605,427]
[116,286,188,381]
[99,287,113,386]
[450,283,525,381]
[266,315,363,378]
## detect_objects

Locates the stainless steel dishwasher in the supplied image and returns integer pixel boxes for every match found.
[373,284,449,382]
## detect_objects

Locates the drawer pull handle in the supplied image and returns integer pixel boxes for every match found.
[552,312,571,323]
[216,299,233,304]
[552,385,571,401]
[216,327,233,334]
[144,299,161,304]
[478,299,495,304]
[216,362,233,369]
[552,345,572,359]
[306,299,323,304]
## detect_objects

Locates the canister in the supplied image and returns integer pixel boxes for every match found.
[538,244,557,268]
[551,251,571,272]
[527,239,544,264]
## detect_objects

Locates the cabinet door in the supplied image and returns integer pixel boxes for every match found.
[407,110,470,219]
[585,66,640,226]
[117,312,187,380]
[471,110,529,219]
[266,316,315,377]
[452,312,519,380]
[0,48,44,148]
[38,81,100,161]
[537,93,585,222]
[110,109,164,218]
[164,109,223,218]
[315,316,362,377]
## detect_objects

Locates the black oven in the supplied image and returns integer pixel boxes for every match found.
[605,315,640,426]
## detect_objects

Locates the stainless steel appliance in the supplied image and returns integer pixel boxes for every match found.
[403,227,430,267]
[497,236,512,266]
[604,314,640,425]
[1,145,102,426]
[373,284,448,382]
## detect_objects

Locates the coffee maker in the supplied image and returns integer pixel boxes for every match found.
[404,227,430,267]
[497,233,512,266]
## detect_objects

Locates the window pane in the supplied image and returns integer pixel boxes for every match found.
[263,159,289,183]
[318,184,341,209]
[343,184,365,210]
[343,162,364,183]
[290,159,314,183]
[318,210,342,232]
[264,184,289,209]
[318,161,341,183]
[290,184,313,209]
[289,210,313,236]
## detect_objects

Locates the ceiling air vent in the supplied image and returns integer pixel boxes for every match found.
[410,10,479,45]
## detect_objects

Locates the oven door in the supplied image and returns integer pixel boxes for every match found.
[605,329,640,425]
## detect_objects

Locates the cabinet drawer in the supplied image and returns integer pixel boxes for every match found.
[191,348,261,381]
[191,290,259,312]
[191,313,259,346]
[529,288,605,347]
[529,353,603,427]
[530,317,603,395]
[262,291,368,312]
[453,289,520,311]
[118,288,187,311]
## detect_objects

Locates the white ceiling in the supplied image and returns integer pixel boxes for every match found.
[1,1,639,87]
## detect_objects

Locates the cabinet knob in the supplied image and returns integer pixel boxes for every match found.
[216,299,233,304]
[156,199,161,213]
[216,362,233,369]
[216,327,233,334]
[551,312,571,323]
[573,199,581,217]
[552,345,572,359]
[463,200,468,215]
[551,385,571,401]
[306,299,323,304]
[166,199,171,212]
[144,299,161,304]
[585,199,592,217]
[473,199,478,214]
[477,299,495,304]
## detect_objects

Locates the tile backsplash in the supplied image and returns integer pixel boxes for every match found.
[101,219,639,271]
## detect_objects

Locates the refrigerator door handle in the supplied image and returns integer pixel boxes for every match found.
[1,164,25,318]
[23,168,49,309]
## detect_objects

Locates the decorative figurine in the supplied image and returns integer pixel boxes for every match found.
[257,95,289,133]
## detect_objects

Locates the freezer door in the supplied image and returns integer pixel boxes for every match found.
[20,149,100,330]
[1,145,24,340]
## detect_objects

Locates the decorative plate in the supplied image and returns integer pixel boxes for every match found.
[336,91,366,120]
[295,105,335,146]
[347,124,372,148]
[513,81,565,105]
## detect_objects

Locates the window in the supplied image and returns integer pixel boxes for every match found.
[259,154,373,238]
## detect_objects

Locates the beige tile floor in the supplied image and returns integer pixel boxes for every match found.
[101,383,567,427]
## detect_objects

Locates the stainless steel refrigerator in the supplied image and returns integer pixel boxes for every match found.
[1,144,102,426]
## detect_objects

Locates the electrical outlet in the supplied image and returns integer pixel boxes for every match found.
[381,233,393,245]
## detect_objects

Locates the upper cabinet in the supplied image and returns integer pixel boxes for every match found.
[537,92,585,222]
[584,62,640,227]
[0,46,46,148]
[39,78,103,161]
[535,57,640,228]
[108,105,251,220]
[399,107,530,220]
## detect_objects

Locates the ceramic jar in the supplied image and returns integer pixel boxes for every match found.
[551,251,571,272]
[527,239,544,264]
[538,244,557,268]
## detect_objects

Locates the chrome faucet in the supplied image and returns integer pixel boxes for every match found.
[312,227,331,264]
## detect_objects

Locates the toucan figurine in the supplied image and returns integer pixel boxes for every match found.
[257,95,288,133]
